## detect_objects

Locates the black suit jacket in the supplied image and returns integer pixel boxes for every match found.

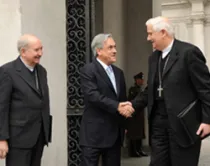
[133,39,210,147]
[79,58,127,148]
[0,57,51,148]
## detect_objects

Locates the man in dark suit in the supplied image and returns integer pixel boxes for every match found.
[132,16,210,166]
[79,33,134,166]
[0,34,51,166]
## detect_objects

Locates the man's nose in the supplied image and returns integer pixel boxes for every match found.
[39,50,43,56]
[113,48,117,53]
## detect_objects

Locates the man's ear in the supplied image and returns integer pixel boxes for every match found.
[96,48,101,56]
[161,29,167,37]
[20,48,26,56]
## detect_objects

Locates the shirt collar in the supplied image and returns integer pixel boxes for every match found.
[20,56,34,72]
[96,58,110,71]
[162,39,174,59]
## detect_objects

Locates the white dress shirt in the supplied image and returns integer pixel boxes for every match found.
[97,58,117,93]
[162,39,174,59]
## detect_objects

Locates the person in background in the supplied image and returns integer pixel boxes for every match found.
[127,72,148,157]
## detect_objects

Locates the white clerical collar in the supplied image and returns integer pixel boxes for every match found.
[20,56,34,72]
[96,58,111,71]
[162,39,174,59]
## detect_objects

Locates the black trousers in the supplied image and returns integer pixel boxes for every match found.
[80,139,121,166]
[6,128,45,166]
[150,115,201,166]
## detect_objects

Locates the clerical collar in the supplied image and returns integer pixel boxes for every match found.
[20,56,35,72]
[96,58,111,71]
[162,39,174,59]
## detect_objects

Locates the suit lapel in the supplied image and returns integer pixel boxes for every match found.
[150,51,160,85]
[162,40,179,79]
[36,65,45,96]
[14,57,41,96]
[93,59,117,96]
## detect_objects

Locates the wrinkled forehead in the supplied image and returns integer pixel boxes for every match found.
[103,37,116,46]
[28,39,42,48]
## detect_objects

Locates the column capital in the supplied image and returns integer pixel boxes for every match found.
[188,0,208,4]
[190,13,206,24]
[188,0,206,23]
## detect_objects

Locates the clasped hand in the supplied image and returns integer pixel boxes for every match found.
[118,101,134,118]
[196,123,210,138]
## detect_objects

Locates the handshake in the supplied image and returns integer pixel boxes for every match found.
[117,101,135,118]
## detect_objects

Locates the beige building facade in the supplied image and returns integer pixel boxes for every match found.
[0,0,210,165]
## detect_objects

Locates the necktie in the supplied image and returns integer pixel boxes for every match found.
[106,66,117,94]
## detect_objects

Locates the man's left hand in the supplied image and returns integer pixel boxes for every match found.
[196,123,210,138]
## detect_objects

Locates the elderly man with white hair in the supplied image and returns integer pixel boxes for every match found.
[0,34,51,166]
[133,16,210,166]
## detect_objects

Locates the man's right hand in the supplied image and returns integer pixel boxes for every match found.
[118,102,135,118]
[0,140,8,159]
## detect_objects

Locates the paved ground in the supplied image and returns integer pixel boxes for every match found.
[121,138,210,166]
[0,139,209,166]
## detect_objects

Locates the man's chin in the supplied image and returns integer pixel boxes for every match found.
[34,60,40,64]
[112,60,116,63]
[152,44,156,49]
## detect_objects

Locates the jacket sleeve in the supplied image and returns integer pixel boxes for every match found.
[80,65,119,114]
[131,56,151,110]
[187,47,210,124]
[131,86,148,110]
[0,67,12,140]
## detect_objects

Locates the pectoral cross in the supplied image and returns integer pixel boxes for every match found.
[157,85,163,97]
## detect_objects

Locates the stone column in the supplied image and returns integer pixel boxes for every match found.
[190,0,206,54]
[103,0,126,70]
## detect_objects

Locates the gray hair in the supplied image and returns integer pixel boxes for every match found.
[145,16,175,37]
[17,37,30,54]
[91,33,112,56]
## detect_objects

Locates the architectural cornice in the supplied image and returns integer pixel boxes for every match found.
[162,1,191,10]
[162,0,210,10]
[168,16,191,24]
[188,0,210,4]
[162,0,191,9]
[190,11,206,22]
[168,14,210,25]
[205,15,210,24]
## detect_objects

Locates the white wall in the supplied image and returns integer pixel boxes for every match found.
[20,0,67,165]
[162,0,210,66]
[0,1,21,165]
[0,0,67,165]
[0,0,21,65]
